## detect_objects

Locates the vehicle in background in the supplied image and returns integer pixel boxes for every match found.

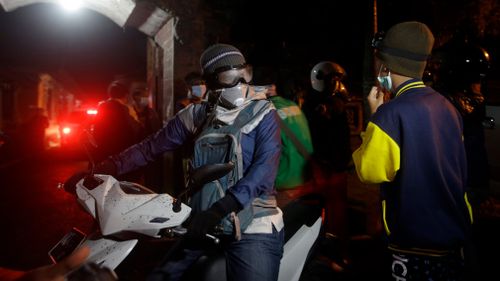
[58,108,97,150]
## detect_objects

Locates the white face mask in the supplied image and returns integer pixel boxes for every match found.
[216,83,249,109]
[191,85,206,98]
[377,65,392,92]
[136,97,149,108]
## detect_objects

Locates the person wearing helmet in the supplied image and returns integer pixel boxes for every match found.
[66,44,283,281]
[302,60,352,272]
[430,36,491,206]
[309,61,349,102]
[352,21,473,280]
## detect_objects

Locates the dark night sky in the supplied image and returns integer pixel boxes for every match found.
[0,1,429,99]
[224,0,499,96]
[217,0,443,94]
[0,1,498,101]
[0,3,147,102]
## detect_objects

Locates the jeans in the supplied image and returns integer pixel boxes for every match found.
[147,226,284,281]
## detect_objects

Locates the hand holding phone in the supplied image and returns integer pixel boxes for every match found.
[48,228,87,264]
[48,228,118,280]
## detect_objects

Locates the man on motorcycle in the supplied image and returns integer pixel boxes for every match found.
[66,43,284,281]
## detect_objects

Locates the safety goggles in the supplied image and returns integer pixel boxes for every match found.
[211,64,253,88]
[371,31,385,49]
[371,30,428,61]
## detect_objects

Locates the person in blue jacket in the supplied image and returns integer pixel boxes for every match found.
[66,43,283,281]
[353,21,474,280]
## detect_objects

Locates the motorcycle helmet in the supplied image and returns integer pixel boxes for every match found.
[310,61,346,93]
[429,39,491,93]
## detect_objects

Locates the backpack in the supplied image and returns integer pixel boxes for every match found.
[189,99,276,238]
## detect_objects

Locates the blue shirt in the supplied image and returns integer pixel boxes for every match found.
[110,102,281,208]
[353,80,473,250]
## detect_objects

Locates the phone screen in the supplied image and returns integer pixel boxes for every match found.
[48,228,86,263]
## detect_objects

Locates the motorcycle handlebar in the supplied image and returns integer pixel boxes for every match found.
[205,233,220,244]
[169,226,219,244]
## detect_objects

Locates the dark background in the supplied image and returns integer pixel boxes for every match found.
[0,0,499,100]
[0,2,499,279]
[212,0,500,98]
[0,3,147,102]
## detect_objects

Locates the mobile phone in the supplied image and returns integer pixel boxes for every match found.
[48,227,87,264]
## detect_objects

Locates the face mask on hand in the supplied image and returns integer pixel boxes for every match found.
[377,65,392,92]
[216,83,249,109]
[136,97,149,108]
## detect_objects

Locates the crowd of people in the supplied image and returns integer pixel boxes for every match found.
[4,19,494,281]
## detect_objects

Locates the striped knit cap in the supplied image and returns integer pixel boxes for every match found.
[376,21,435,78]
[200,43,246,75]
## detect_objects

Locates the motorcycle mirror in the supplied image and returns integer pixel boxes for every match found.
[81,129,98,175]
[172,162,235,213]
[189,162,235,188]
[83,129,98,148]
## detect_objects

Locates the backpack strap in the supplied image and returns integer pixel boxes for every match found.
[276,117,312,160]
[192,100,277,239]
[232,100,271,130]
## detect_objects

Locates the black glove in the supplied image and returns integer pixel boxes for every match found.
[187,193,241,239]
[93,159,117,177]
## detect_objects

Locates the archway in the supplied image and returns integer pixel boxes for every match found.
[0,0,179,192]
[0,0,176,122]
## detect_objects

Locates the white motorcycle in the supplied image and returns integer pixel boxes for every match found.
[53,157,324,280]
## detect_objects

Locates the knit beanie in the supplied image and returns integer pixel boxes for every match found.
[200,44,246,75]
[376,21,435,78]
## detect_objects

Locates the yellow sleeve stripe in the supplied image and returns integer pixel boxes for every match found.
[382,200,391,235]
[352,122,400,184]
[464,193,474,224]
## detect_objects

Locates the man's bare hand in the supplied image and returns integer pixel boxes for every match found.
[1,246,91,281]
[367,86,385,115]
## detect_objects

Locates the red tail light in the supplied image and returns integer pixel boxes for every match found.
[62,127,71,135]
[86,109,98,115]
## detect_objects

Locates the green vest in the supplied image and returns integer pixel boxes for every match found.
[270,96,314,189]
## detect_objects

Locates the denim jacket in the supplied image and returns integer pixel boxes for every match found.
[110,101,281,210]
